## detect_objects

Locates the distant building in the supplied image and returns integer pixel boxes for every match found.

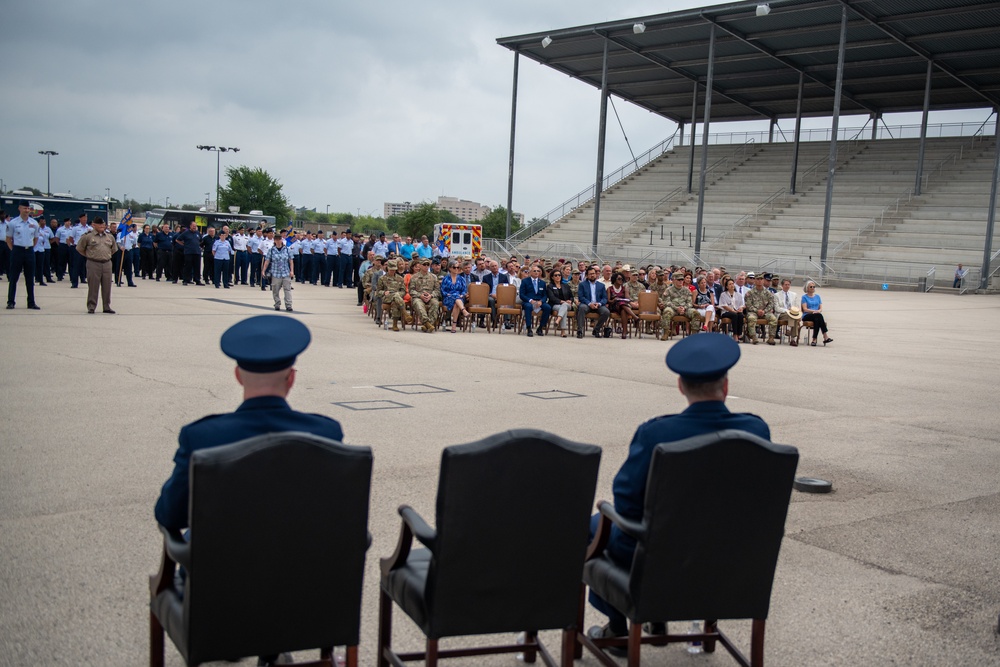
[383,196,524,226]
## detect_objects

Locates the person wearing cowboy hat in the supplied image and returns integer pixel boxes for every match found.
[774,277,801,346]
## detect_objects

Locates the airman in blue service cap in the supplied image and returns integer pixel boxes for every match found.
[665,332,740,382]
[220,315,311,373]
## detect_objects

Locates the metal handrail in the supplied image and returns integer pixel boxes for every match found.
[924,267,936,292]
[708,188,787,248]
[512,128,683,243]
[829,188,914,259]
[920,124,994,191]
[605,187,687,246]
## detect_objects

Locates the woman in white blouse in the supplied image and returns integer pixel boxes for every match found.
[717,277,745,342]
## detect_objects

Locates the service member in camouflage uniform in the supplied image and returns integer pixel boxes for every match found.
[362,256,384,318]
[659,272,701,340]
[377,259,407,331]
[745,273,778,345]
[626,271,645,303]
[409,258,441,332]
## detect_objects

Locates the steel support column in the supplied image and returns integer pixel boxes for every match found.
[871,114,879,140]
[981,112,1000,290]
[820,5,849,277]
[914,59,934,196]
[687,79,698,194]
[592,38,610,254]
[790,72,804,194]
[679,121,684,147]
[505,52,519,239]
[694,26,715,258]
[769,118,777,144]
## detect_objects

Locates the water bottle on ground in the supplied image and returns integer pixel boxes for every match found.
[687,620,703,654]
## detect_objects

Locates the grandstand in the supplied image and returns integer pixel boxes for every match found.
[497,0,1000,292]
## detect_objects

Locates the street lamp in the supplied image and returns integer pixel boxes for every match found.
[326,204,330,214]
[165,196,170,209]
[196,145,240,211]
[38,150,58,195]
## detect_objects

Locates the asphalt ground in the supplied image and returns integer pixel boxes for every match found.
[1,276,999,666]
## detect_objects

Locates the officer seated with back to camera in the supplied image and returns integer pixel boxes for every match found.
[586,333,771,656]
[154,315,344,666]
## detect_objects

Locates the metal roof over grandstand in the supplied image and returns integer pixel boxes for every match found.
[496,0,1000,124]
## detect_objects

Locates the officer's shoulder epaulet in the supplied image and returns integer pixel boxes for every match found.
[637,413,679,429]
[182,413,228,428]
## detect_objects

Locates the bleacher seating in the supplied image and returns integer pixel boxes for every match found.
[515,134,1000,288]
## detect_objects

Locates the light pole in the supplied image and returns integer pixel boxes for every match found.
[326,204,330,214]
[38,150,58,195]
[165,196,170,209]
[196,145,240,211]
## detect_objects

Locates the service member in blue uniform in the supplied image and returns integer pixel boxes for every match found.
[153,315,345,531]
[587,333,771,648]
[6,200,41,310]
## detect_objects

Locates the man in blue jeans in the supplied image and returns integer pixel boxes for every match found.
[587,334,771,656]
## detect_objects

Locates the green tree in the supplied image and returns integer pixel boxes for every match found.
[385,215,402,233]
[20,186,43,196]
[400,202,439,239]
[438,209,462,225]
[480,206,522,239]
[219,166,291,226]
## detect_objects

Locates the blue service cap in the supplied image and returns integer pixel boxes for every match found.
[666,333,740,382]
[220,315,311,373]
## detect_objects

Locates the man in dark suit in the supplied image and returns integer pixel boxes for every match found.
[587,333,771,652]
[482,260,509,326]
[154,315,344,531]
[576,265,610,339]
[519,264,550,337]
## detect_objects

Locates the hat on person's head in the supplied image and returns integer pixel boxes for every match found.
[17,199,30,207]
[621,264,632,271]
[386,259,398,270]
[786,306,802,320]
[421,258,431,265]
[221,315,311,373]
[379,232,386,238]
[666,333,740,382]
[746,271,756,278]
[763,272,773,280]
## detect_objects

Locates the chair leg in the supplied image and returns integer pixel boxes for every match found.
[751,619,766,667]
[574,584,586,659]
[703,619,718,653]
[523,630,538,664]
[345,645,359,667]
[377,588,392,667]
[560,628,576,667]
[149,610,164,667]
[627,621,642,667]
[426,638,439,667]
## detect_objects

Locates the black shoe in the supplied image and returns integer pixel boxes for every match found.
[643,622,667,635]
[87,309,95,314]
[592,331,601,338]
[587,624,628,658]
[286,307,293,312]
[28,304,41,310]
[526,329,533,337]
[103,309,115,314]
[6,303,14,309]
[71,285,78,288]
[128,283,136,287]
[536,327,544,336]
[37,282,47,286]
[576,331,583,339]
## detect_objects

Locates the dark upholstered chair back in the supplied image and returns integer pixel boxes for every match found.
[630,430,798,623]
[184,432,372,664]
[426,429,601,638]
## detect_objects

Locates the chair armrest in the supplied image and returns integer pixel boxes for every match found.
[149,525,189,598]
[379,505,437,577]
[399,505,437,549]
[159,525,191,569]
[598,500,647,542]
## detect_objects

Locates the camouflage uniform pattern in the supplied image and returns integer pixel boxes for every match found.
[377,272,407,327]
[626,281,644,301]
[745,287,778,341]
[409,272,441,330]
[660,284,701,335]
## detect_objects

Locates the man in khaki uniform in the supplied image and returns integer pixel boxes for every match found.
[76,217,118,314]
[659,273,699,340]
[409,258,440,332]
[745,273,778,345]
[377,259,407,331]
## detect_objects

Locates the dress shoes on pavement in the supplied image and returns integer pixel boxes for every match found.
[27,304,41,310]
[103,309,115,314]
[536,327,544,336]
[526,329,533,337]
[576,331,584,339]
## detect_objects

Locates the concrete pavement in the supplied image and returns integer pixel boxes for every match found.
[1,276,998,665]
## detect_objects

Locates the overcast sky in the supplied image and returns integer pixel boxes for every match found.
[2,0,990,220]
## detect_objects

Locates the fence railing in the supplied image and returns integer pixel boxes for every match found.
[920,117,994,191]
[605,187,687,246]
[924,267,936,292]
[708,189,787,249]
[829,188,915,259]
[511,128,683,244]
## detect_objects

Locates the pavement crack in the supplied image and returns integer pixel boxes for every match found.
[51,351,225,400]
